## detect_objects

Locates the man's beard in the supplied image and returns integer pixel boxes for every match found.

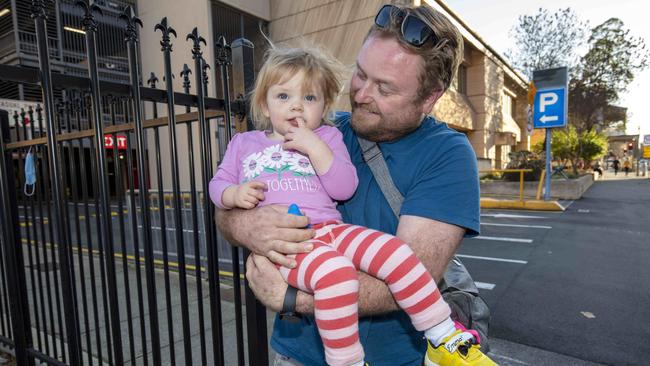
[350,102,420,143]
[350,102,383,141]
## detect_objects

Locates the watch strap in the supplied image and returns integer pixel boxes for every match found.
[280,285,298,317]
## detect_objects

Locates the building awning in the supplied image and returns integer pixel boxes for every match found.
[495,131,517,146]
[497,115,522,145]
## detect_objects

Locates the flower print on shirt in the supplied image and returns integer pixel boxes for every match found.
[262,144,292,179]
[240,144,316,181]
[242,152,265,181]
[287,153,315,176]
[263,145,291,169]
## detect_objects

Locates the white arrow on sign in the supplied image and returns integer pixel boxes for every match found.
[539,115,559,124]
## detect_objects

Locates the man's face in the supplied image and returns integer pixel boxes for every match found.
[349,36,440,142]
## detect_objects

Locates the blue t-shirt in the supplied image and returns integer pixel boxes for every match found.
[271,112,480,365]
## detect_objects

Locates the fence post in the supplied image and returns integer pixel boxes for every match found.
[188,27,226,365]
[231,37,270,366]
[31,2,83,364]
[0,111,33,365]
[121,7,163,364]
[77,1,126,363]
[155,17,194,364]
[215,35,248,366]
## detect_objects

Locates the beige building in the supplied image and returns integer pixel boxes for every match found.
[137,0,530,190]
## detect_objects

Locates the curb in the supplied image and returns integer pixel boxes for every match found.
[480,198,565,211]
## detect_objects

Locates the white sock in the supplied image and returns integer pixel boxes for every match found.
[349,361,365,366]
[424,317,457,346]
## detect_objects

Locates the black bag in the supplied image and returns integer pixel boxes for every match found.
[357,136,491,352]
[439,257,491,352]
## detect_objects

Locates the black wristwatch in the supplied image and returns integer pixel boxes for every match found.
[279,285,301,321]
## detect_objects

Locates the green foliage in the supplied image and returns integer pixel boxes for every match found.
[578,128,608,162]
[569,18,649,131]
[548,127,577,161]
[479,172,503,181]
[503,150,544,181]
[532,126,607,174]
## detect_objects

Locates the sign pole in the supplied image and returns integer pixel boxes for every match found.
[545,128,552,200]
[533,67,568,201]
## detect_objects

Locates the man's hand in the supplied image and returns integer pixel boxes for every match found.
[216,205,315,268]
[246,254,287,312]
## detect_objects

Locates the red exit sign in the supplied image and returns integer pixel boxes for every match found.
[104,134,127,150]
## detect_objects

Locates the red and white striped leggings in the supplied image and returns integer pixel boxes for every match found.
[278,221,451,366]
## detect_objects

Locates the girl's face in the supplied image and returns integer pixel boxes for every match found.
[262,70,326,139]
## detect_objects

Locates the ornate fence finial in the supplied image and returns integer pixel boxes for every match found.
[154,17,177,52]
[180,64,192,91]
[187,27,207,60]
[202,63,211,86]
[147,72,159,88]
[30,0,53,20]
[120,5,143,43]
[75,0,103,33]
[215,36,232,66]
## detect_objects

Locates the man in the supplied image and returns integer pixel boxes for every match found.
[218,3,484,365]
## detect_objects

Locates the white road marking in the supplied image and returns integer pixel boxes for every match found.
[481,222,552,229]
[475,281,495,290]
[141,225,205,234]
[456,254,528,264]
[491,354,528,365]
[562,200,575,209]
[481,213,548,219]
[473,236,533,243]
[580,311,596,319]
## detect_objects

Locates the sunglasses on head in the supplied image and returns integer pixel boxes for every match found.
[374,4,438,48]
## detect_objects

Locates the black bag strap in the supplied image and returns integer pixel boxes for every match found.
[357,136,403,217]
[356,135,479,294]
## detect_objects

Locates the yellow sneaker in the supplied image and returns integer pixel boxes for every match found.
[424,330,497,366]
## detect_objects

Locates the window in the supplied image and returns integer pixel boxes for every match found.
[452,64,467,95]
[502,91,516,118]
[210,1,268,99]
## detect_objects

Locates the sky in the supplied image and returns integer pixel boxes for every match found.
[443,0,650,139]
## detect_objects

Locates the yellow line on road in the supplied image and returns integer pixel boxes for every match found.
[20,239,242,279]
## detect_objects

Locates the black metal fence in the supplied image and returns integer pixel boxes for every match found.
[0,1,269,365]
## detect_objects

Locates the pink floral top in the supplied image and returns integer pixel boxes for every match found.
[209,125,358,223]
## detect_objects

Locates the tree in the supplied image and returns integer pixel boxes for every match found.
[569,18,649,132]
[579,129,608,163]
[532,125,607,174]
[510,10,649,174]
[506,8,588,79]
[509,11,649,132]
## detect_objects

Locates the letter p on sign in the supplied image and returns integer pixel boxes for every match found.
[539,92,558,113]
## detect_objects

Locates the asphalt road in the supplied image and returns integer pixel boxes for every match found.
[12,174,649,365]
[460,177,650,365]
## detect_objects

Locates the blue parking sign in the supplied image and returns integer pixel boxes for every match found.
[534,88,566,128]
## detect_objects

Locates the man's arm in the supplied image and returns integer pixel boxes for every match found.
[216,205,315,268]
[354,215,465,316]
[248,214,465,315]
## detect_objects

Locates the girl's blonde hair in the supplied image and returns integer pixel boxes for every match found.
[249,45,345,130]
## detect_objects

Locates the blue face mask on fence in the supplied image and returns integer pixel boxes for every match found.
[24,148,36,196]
